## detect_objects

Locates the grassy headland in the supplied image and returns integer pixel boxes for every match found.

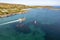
[0,3,53,18]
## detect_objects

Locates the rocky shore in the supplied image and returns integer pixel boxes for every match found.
[0,3,57,18]
[0,9,29,18]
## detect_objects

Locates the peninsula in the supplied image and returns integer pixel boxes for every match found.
[0,3,55,18]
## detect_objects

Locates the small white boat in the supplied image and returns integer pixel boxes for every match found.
[34,20,37,24]
[18,18,26,23]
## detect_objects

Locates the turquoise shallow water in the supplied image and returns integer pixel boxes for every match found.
[0,8,60,40]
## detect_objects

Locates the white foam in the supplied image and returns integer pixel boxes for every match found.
[0,20,19,25]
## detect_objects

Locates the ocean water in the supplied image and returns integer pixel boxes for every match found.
[0,8,60,40]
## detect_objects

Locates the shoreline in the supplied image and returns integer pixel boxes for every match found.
[48,8,60,10]
[0,9,30,18]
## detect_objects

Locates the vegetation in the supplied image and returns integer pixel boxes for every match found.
[0,3,53,18]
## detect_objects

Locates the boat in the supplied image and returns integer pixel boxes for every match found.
[18,18,26,23]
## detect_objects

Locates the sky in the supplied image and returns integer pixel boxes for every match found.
[0,0,60,6]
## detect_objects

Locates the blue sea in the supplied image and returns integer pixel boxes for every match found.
[0,7,60,40]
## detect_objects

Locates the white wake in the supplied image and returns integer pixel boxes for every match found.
[0,20,19,25]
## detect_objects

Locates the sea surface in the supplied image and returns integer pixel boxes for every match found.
[0,7,60,40]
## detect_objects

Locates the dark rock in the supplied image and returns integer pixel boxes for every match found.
[16,23,31,34]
